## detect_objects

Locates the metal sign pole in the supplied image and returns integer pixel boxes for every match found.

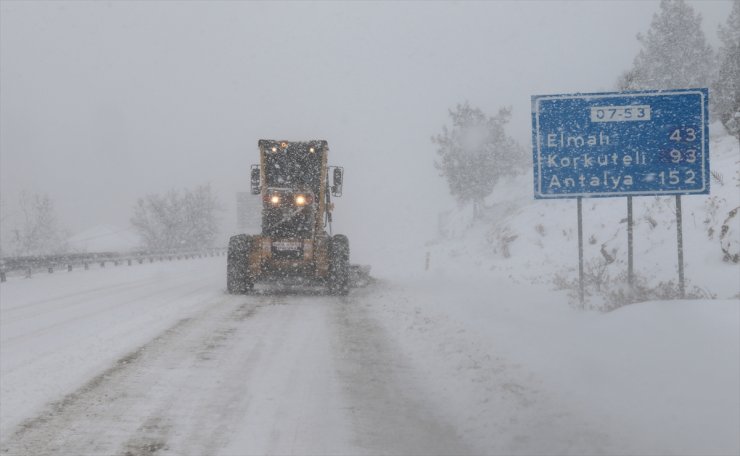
[676,195,685,298]
[577,197,584,305]
[627,196,634,292]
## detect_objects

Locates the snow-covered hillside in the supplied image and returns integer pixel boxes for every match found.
[431,125,740,307]
[66,225,140,253]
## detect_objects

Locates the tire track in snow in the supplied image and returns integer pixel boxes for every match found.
[332,289,473,455]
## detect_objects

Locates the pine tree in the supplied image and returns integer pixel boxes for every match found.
[618,0,713,91]
[433,102,524,218]
[713,0,740,137]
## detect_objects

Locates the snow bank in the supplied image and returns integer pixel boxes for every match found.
[363,275,739,455]
[66,224,140,252]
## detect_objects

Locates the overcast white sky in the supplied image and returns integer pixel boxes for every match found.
[0,0,732,262]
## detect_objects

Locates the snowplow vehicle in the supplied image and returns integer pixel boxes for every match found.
[227,140,350,295]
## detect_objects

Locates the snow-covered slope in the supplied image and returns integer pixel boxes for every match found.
[430,126,740,305]
[365,276,739,455]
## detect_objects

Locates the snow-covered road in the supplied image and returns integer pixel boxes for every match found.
[1,257,738,455]
[1,258,469,455]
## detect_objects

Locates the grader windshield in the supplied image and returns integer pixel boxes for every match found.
[261,141,325,195]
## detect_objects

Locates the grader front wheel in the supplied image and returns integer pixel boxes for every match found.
[328,234,350,295]
[227,234,254,294]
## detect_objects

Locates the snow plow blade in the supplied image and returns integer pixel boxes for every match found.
[349,264,373,288]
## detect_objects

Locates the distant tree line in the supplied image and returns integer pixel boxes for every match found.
[130,184,222,253]
[1,185,223,257]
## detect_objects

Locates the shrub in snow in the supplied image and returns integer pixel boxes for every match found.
[555,269,715,312]
[720,206,740,263]
[703,196,726,240]
[493,229,518,259]
[703,198,740,264]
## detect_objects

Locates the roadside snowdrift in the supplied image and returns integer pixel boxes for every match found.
[364,276,739,455]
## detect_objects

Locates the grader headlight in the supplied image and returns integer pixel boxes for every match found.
[269,194,281,205]
[294,194,312,206]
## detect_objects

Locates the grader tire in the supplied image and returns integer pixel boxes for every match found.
[227,234,254,294]
[328,234,350,295]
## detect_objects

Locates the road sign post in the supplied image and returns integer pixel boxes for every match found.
[531,89,709,301]
[627,195,633,292]
[676,195,685,298]
[577,197,584,305]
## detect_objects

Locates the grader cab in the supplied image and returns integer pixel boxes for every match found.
[227,140,351,295]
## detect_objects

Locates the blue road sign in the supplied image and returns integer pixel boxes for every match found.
[531,89,709,199]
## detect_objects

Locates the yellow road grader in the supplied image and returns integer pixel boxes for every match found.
[227,140,353,295]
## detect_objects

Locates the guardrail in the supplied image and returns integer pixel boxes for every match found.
[0,248,227,282]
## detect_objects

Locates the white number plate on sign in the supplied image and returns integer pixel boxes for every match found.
[590,105,651,122]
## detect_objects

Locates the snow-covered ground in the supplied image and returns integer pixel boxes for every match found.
[1,133,737,455]
[1,252,737,454]
[366,275,739,455]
